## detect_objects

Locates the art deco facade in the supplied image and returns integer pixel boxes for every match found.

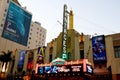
[45,29,120,80]
[44,10,91,63]
[44,9,120,80]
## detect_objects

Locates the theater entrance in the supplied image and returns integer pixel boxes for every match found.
[36,59,95,80]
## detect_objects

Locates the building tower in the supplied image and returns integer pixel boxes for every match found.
[69,10,74,29]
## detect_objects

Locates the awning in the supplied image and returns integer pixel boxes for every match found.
[51,57,66,65]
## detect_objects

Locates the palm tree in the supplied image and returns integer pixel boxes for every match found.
[0,50,12,72]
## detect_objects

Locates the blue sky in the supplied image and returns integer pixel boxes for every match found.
[18,0,120,44]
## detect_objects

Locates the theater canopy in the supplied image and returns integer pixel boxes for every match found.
[51,57,66,65]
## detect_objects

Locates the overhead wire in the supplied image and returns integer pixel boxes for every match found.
[74,13,116,35]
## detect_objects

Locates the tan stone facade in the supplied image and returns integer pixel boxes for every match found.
[108,33,120,80]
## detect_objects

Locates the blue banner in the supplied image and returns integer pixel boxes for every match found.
[17,50,26,71]
[92,35,107,63]
[2,1,32,46]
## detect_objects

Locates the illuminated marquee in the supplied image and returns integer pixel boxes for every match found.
[36,59,93,76]
[86,64,93,74]
[38,64,83,74]
[71,66,82,72]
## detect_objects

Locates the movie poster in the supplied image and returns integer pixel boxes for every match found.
[37,46,46,63]
[27,51,34,71]
[92,35,107,63]
[17,50,26,71]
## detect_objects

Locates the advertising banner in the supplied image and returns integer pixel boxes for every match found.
[92,35,107,63]
[86,64,93,74]
[37,46,46,63]
[17,50,26,71]
[27,51,34,71]
[2,1,32,46]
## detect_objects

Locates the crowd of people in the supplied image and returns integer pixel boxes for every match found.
[0,70,36,80]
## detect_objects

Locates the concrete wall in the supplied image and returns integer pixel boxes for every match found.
[0,0,9,36]
[0,37,27,52]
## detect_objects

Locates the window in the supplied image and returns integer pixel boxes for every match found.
[29,37,31,39]
[5,9,7,12]
[114,46,120,58]
[3,13,6,17]
[49,54,52,62]
[1,24,3,27]
[7,0,9,3]
[2,18,5,21]
[28,46,30,49]
[40,29,42,32]
[80,50,84,59]
[40,33,41,36]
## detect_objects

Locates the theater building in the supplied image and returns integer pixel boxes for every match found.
[44,5,120,80]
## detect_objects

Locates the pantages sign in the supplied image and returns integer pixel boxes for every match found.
[62,4,68,60]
